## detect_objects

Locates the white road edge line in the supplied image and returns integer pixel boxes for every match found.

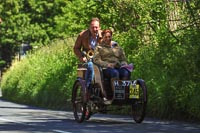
[53,130,72,133]
[0,117,27,125]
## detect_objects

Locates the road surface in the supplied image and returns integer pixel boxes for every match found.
[0,98,200,133]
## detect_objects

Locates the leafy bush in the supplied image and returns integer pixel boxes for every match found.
[1,38,77,109]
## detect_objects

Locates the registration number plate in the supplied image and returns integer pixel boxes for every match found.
[113,80,139,99]
[129,84,139,99]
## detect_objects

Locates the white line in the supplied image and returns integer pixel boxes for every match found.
[53,130,72,133]
[0,117,26,125]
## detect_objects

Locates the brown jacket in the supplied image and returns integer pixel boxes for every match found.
[73,29,102,60]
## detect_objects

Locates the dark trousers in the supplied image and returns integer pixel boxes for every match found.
[104,67,131,80]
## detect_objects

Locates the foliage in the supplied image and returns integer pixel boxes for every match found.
[1,38,77,109]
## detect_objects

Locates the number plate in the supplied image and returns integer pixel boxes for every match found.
[114,86,125,99]
[112,80,139,100]
[129,84,139,99]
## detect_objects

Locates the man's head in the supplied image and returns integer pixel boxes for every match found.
[89,18,100,37]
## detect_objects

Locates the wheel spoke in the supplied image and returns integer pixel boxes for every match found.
[74,98,82,104]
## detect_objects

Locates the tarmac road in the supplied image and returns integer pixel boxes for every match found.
[0,98,200,133]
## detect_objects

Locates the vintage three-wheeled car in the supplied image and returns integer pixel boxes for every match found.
[71,52,147,123]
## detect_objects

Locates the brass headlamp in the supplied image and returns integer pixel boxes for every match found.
[87,49,94,59]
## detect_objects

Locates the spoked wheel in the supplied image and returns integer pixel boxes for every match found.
[131,79,147,123]
[72,80,86,123]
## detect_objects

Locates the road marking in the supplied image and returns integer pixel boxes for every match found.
[0,117,26,125]
[53,130,72,133]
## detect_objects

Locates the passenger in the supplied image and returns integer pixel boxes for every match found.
[93,29,131,99]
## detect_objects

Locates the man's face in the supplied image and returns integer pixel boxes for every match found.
[103,32,112,45]
[89,20,100,36]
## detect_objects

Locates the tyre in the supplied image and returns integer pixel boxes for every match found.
[72,80,86,123]
[131,79,147,123]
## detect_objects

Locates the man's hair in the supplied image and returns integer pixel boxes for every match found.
[89,17,100,25]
